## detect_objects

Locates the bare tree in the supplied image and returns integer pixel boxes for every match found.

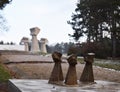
[0,0,12,31]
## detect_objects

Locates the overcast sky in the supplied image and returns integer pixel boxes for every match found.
[0,0,77,45]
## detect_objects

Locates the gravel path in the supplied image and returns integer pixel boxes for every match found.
[1,54,67,64]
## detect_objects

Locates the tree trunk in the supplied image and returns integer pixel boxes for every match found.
[112,32,116,58]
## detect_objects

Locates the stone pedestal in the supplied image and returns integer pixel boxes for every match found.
[65,54,78,85]
[40,38,48,53]
[48,52,64,84]
[80,53,95,83]
[21,37,29,51]
[30,27,40,52]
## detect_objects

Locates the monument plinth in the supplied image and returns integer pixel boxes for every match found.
[30,27,40,52]
[80,53,95,83]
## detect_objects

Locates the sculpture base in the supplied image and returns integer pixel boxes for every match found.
[8,79,120,92]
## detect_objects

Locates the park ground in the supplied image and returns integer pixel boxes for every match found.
[0,51,120,92]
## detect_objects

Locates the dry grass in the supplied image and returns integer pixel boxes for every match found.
[7,63,120,83]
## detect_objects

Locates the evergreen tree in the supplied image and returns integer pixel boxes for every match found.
[68,0,120,57]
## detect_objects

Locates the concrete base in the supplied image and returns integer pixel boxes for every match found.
[8,79,120,92]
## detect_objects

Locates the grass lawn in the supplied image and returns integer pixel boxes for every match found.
[77,58,120,71]
[93,62,120,71]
